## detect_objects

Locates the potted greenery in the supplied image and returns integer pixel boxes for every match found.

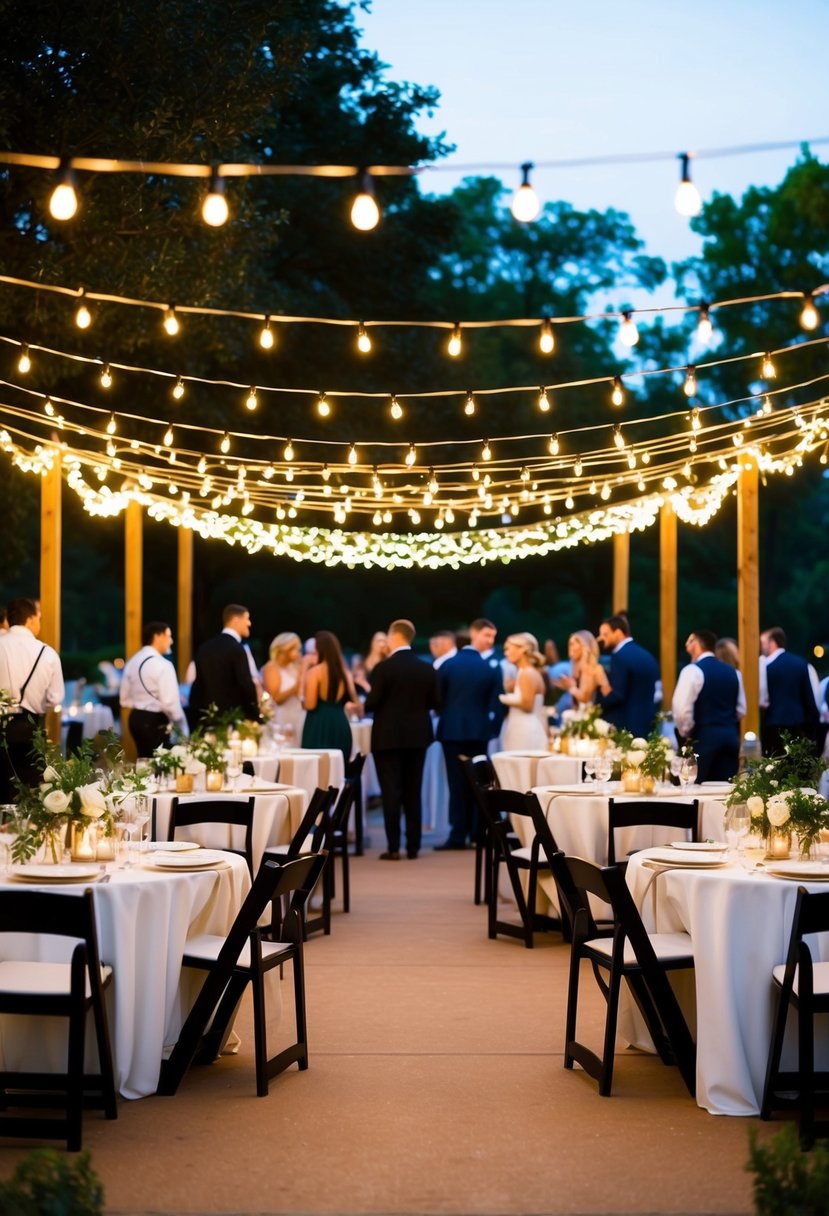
[0,1147,104,1213]
[726,733,828,858]
[189,734,226,791]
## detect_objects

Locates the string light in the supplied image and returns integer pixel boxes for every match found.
[611,376,625,407]
[675,152,702,217]
[574,458,583,477]
[75,290,92,330]
[245,386,258,412]
[428,468,439,494]
[696,302,713,343]
[481,439,492,462]
[17,345,31,374]
[172,376,185,400]
[689,407,701,431]
[99,363,113,389]
[538,318,555,354]
[619,310,639,347]
[348,442,358,465]
[201,169,229,227]
[317,392,330,418]
[511,162,541,223]
[163,306,180,336]
[538,387,551,413]
[464,391,476,416]
[48,162,78,221]
[321,464,331,481]
[350,170,380,231]
[43,396,55,416]
[162,424,174,447]
[283,440,294,462]
[800,294,819,331]
[259,317,275,350]
[220,432,231,454]
[447,323,463,358]
[684,365,697,397]
[106,413,116,435]
[389,395,403,421]
[761,353,776,379]
[548,434,560,456]
[405,444,417,467]
[613,424,625,449]
[356,323,372,354]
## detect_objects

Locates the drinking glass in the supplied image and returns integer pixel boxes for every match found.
[225,754,243,792]
[133,795,151,865]
[679,756,698,789]
[594,755,613,788]
[740,830,766,873]
[583,756,597,785]
[724,803,750,859]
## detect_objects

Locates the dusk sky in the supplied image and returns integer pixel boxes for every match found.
[359,0,828,305]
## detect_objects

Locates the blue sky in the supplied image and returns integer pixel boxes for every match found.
[358,0,828,305]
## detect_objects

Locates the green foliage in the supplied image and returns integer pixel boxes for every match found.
[748,1125,829,1215]
[0,1148,104,1215]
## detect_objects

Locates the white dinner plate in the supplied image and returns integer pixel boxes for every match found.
[697,783,734,795]
[145,840,201,853]
[669,841,728,852]
[765,860,829,882]
[148,849,228,869]
[645,847,729,868]
[10,864,101,884]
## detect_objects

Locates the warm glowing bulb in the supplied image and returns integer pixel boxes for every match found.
[684,366,697,397]
[447,324,462,358]
[511,163,541,222]
[348,443,358,466]
[538,319,555,354]
[690,407,701,431]
[17,345,31,374]
[390,396,403,421]
[675,154,702,217]
[405,444,416,467]
[618,311,639,347]
[220,432,231,454]
[49,164,78,221]
[75,295,92,329]
[611,376,625,407]
[163,426,174,447]
[100,364,112,389]
[106,414,116,435]
[482,440,492,462]
[464,392,476,416]
[548,434,559,456]
[284,440,294,462]
[574,458,583,477]
[428,469,439,495]
[43,396,55,416]
[761,353,776,380]
[613,424,625,449]
[351,172,380,231]
[163,307,180,336]
[201,173,229,227]
[172,376,185,400]
[357,323,372,354]
[317,393,330,417]
[321,464,331,481]
[800,296,819,331]
[696,304,713,343]
[259,318,275,350]
[246,387,258,411]
[538,387,550,413]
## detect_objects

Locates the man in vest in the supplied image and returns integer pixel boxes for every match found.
[672,629,745,784]
[759,626,820,756]
[0,596,65,799]
[120,621,189,757]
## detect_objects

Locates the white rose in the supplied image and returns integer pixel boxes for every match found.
[42,788,70,814]
[595,719,612,736]
[800,787,818,796]
[746,795,765,817]
[766,796,791,827]
[78,783,107,820]
[632,737,648,750]
[170,745,188,760]
[42,766,60,783]
[626,749,646,767]
[561,710,576,725]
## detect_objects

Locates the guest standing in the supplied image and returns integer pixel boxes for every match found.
[759,626,820,755]
[301,630,359,760]
[364,619,439,859]
[261,631,305,742]
[594,615,659,739]
[0,597,65,799]
[672,629,745,783]
[120,621,188,756]
[364,631,390,678]
[555,630,603,707]
[499,632,549,750]
[189,604,260,725]
[435,618,503,850]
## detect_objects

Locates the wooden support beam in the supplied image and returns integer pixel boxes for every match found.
[737,454,760,738]
[123,501,143,761]
[177,526,193,682]
[612,531,630,615]
[659,501,678,709]
[40,450,62,744]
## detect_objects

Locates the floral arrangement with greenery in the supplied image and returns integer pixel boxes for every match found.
[0,687,19,721]
[560,704,613,740]
[148,744,188,778]
[188,731,226,772]
[638,730,675,780]
[726,733,828,852]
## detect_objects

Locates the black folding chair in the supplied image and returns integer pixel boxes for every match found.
[330,775,362,913]
[263,786,338,936]
[762,886,829,1147]
[0,889,117,1150]
[459,753,501,906]
[560,855,696,1097]
[607,798,700,867]
[158,853,327,1098]
[344,753,367,854]
[168,795,256,874]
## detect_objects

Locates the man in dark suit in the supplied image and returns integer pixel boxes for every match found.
[435,618,504,850]
[760,626,820,755]
[364,619,439,860]
[672,629,745,783]
[594,614,659,739]
[188,603,260,725]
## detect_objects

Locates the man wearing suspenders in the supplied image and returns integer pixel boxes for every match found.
[0,597,65,800]
[120,621,189,758]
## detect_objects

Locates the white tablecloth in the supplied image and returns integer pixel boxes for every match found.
[492,750,552,791]
[624,852,829,1115]
[277,748,345,797]
[0,855,250,1099]
[61,704,115,743]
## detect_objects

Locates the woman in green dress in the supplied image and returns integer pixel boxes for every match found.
[300,630,359,760]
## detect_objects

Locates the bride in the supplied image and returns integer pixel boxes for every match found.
[499,632,549,750]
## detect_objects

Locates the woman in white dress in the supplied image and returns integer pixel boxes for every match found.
[499,632,549,750]
[261,631,305,743]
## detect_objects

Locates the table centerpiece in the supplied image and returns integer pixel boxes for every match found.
[725,733,829,858]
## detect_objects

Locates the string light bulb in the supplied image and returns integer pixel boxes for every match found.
[613,424,625,449]
[321,464,331,481]
[163,306,180,336]
[428,468,439,495]
[48,161,78,221]
[106,413,117,435]
[538,318,555,354]
[17,345,31,374]
[283,440,294,462]
[611,376,625,407]
[350,170,380,231]
[511,162,541,223]
[618,310,639,347]
[389,395,403,421]
[675,152,702,217]
[481,439,492,462]
[761,352,776,380]
[201,170,229,227]
[689,407,701,431]
[163,424,174,447]
[245,386,258,412]
[348,443,358,466]
[447,323,463,358]
[548,433,560,456]
[220,432,231,454]
[538,387,551,413]
[43,396,55,417]
[684,365,697,397]
[356,323,372,354]
[574,457,583,477]
[405,444,417,467]
[172,376,185,400]
[75,290,92,329]
[464,391,476,416]
[259,317,275,350]
[99,363,113,389]
[317,392,330,418]
[800,294,819,331]
[696,302,713,343]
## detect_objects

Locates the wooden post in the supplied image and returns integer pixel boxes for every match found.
[40,449,62,744]
[737,454,760,738]
[659,501,678,709]
[123,501,143,761]
[612,531,630,615]
[177,526,193,682]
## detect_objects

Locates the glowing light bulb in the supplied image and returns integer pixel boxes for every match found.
[684,365,697,397]
[482,440,492,462]
[43,396,55,417]
[548,433,560,456]
[761,353,776,380]
[373,510,382,526]
[538,318,555,354]
[763,395,773,415]
[348,443,358,466]
[389,395,403,420]
[690,407,701,431]
[220,433,231,454]
[696,302,713,343]
[322,464,331,481]
[283,440,294,462]
[618,310,639,347]
[574,458,583,477]
[675,153,702,217]
[197,456,207,475]
[99,363,113,389]
[611,376,625,407]
[447,323,463,358]
[350,171,380,231]
[511,162,541,223]
[106,414,116,435]
[163,306,180,336]
[538,387,551,413]
[405,444,416,467]
[172,376,185,400]
[17,345,31,374]
[163,425,174,447]
[75,291,92,329]
[428,468,439,494]
[201,171,229,227]
[356,323,372,354]
[565,495,574,510]
[613,424,625,449]
[259,318,275,350]
[464,392,476,416]
[245,387,258,412]
[520,466,530,482]
[317,392,330,417]
[800,295,819,331]
[49,163,78,220]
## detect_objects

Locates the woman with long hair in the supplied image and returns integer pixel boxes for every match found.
[499,632,549,750]
[261,631,305,742]
[555,630,608,705]
[300,630,360,759]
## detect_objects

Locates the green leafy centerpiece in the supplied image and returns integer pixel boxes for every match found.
[726,734,829,858]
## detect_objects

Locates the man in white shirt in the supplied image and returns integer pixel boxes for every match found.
[672,629,745,783]
[120,621,189,757]
[0,596,65,799]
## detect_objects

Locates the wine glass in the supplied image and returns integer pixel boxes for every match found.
[119,804,138,868]
[725,803,750,859]
[583,756,597,785]
[669,755,684,786]
[225,752,243,792]
[132,795,151,865]
[679,755,698,789]
[594,754,612,789]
